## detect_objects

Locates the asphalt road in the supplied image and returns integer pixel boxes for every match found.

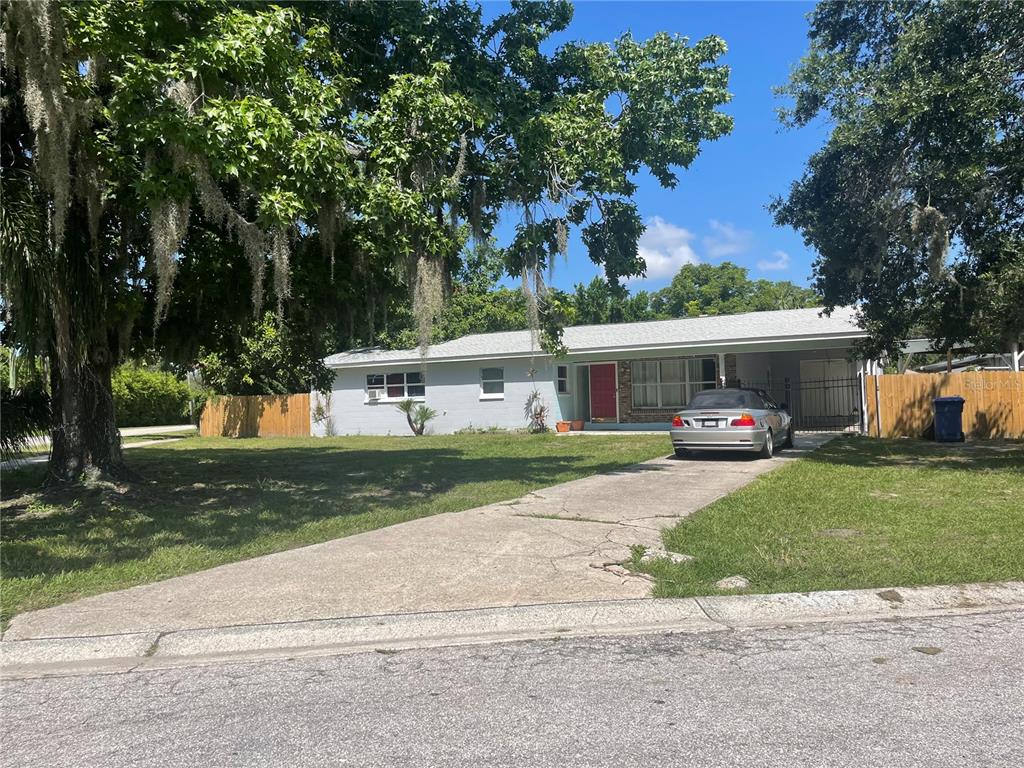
[3,611,1022,768]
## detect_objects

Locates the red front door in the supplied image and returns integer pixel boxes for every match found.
[589,363,617,420]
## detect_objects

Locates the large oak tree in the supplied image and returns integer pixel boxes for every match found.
[1,0,733,481]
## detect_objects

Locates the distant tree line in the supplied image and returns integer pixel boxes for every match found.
[380,253,820,349]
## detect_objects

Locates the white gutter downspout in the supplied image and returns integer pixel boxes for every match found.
[1012,341,1021,373]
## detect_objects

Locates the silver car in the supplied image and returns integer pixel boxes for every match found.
[670,388,794,458]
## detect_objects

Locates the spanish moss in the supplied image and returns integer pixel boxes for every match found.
[911,204,950,280]
[413,253,444,355]
[149,196,191,325]
[5,0,76,246]
[272,228,291,319]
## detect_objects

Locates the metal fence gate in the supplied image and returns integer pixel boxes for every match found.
[740,377,864,432]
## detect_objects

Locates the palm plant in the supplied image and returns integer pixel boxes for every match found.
[396,398,438,436]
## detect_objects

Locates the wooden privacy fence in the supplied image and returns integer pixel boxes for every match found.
[865,371,1024,439]
[199,393,310,438]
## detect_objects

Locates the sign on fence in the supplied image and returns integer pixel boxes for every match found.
[865,371,1024,439]
[199,393,311,438]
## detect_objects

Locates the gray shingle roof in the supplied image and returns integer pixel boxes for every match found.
[325,306,864,368]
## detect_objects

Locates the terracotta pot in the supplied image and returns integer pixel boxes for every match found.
[555,421,571,433]
[570,420,585,431]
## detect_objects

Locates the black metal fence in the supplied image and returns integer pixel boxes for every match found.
[739,377,863,432]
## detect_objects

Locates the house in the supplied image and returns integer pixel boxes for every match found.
[314,306,881,436]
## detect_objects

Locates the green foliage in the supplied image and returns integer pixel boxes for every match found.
[0,347,48,394]
[649,262,820,318]
[197,313,332,396]
[523,389,551,433]
[395,398,439,436]
[0,348,50,461]
[564,264,818,327]
[580,201,646,287]
[0,389,50,462]
[568,278,656,325]
[774,1,1024,356]
[388,287,528,350]
[110,365,191,427]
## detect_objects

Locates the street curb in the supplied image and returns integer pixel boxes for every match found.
[2,581,1021,679]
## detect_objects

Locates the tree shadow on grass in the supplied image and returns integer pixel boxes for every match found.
[0,441,666,583]
[803,435,1024,473]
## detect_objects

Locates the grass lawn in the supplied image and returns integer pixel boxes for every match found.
[0,432,668,626]
[633,437,1024,596]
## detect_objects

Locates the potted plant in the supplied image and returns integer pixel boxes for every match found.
[570,419,584,431]
[555,420,571,432]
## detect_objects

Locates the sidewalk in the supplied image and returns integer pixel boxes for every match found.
[3,582,1021,679]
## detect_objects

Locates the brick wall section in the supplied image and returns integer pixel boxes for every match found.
[614,354,739,423]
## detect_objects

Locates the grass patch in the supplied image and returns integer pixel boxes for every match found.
[633,437,1024,596]
[0,433,668,625]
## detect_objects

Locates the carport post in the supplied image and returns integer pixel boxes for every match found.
[1012,341,1021,372]
[874,373,883,438]
[858,364,868,435]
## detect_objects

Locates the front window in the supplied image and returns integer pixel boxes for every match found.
[480,367,504,399]
[366,371,425,401]
[631,357,717,408]
[556,365,569,394]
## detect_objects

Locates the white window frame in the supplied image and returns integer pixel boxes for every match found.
[631,357,717,409]
[479,367,505,401]
[556,364,570,395]
[364,371,425,403]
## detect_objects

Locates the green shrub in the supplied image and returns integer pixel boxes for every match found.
[0,388,50,461]
[0,348,51,460]
[111,366,192,427]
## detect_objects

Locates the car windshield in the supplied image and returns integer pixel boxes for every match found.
[686,390,758,409]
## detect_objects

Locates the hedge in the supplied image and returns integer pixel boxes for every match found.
[111,366,192,427]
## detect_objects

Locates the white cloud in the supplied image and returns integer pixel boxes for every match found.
[757,250,791,271]
[629,216,699,282]
[703,219,753,259]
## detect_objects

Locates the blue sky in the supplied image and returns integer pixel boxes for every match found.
[482,0,828,292]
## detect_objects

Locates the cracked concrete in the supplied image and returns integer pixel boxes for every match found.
[4,435,834,641]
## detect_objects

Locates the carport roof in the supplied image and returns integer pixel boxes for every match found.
[325,306,867,368]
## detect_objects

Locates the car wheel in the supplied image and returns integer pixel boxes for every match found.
[759,429,774,459]
[674,447,688,459]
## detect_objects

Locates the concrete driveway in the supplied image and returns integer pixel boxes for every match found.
[5,435,833,641]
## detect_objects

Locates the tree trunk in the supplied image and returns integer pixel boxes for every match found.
[45,274,126,487]
[47,344,126,483]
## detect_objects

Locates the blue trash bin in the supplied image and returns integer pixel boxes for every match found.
[933,396,965,442]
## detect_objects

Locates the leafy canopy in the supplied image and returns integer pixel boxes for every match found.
[196,313,333,396]
[2,0,735,376]
[773,0,1024,357]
